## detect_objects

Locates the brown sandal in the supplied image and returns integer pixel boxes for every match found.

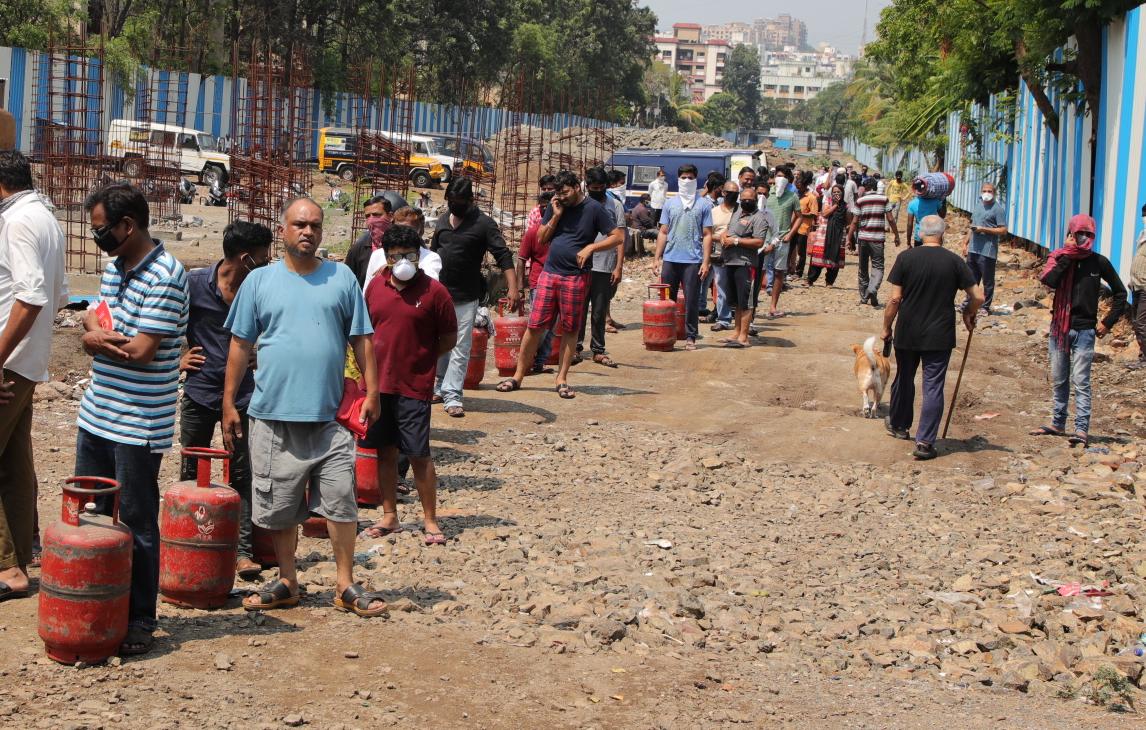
[243,579,300,611]
[334,584,389,618]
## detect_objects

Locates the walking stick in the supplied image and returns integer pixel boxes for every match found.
[941,329,974,439]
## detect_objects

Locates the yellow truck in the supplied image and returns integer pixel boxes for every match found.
[318,127,445,187]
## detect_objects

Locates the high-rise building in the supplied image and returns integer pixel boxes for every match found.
[655,24,732,103]
[703,15,809,51]
[700,21,753,46]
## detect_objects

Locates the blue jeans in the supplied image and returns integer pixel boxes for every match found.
[696,264,713,311]
[661,261,700,341]
[712,265,732,326]
[435,298,480,409]
[1049,328,1095,434]
[967,252,997,310]
[74,428,164,631]
[529,288,554,369]
[889,349,952,447]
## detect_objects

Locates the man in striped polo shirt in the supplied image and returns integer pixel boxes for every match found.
[850,178,901,307]
[76,184,188,657]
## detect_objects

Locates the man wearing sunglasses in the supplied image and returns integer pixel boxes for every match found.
[1031,214,1127,448]
[178,220,273,581]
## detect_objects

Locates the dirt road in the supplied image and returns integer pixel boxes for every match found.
[1,212,1144,728]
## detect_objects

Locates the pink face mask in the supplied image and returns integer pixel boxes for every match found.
[368,217,392,249]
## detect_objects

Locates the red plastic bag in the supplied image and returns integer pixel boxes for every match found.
[335,378,369,439]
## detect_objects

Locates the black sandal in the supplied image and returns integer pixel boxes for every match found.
[1029,425,1064,436]
[0,580,28,602]
[592,354,618,368]
[1068,432,1089,447]
[333,584,389,618]
[495,378,521,392]
[243,579,300,611]
[118,625,155,656]
[556,383,576,399]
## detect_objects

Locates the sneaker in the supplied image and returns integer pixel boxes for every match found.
[912,443,938,460]
[885,418,911,440]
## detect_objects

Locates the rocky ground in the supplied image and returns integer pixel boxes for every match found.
[1,211,1144,728]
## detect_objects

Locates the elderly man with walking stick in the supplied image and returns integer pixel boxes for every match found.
[882,215,984,460]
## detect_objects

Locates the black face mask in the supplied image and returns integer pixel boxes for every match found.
[447,201,471,217]
[92,222,124,254]
[739,200,757,214]
[724,191,739,207]
[587,189,607,202]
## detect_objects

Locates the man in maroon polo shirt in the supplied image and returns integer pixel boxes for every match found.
[359,225,458,545]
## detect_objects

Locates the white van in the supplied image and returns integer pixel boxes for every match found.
[108,120,231,186]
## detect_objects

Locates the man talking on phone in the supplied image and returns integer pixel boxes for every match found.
[961,182,1007,315]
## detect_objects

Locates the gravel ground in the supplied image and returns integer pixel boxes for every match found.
[1,209,1144,728]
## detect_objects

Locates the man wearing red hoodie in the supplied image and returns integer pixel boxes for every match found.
[1029,214,1127,448]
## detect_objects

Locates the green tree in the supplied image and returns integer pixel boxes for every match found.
[721,44,761,126]
[697,92,739,135]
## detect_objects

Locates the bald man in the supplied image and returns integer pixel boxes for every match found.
[223,197,387,618]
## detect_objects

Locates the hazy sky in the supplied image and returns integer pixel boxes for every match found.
[640,0,893,54]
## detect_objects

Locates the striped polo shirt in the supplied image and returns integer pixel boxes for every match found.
[77,242,188,451]
[856,192,892,244]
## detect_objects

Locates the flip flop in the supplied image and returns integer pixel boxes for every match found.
[556,383,576,399]
[495,378,521,392]
[361,522,405,539]
[768,311,788,319]
[722,340,746,348]
[1029,425,1064,436]
[684,341,697,351]
[423,531,447,546]
[592,354,618,368]
[431,394,443,404]
[243,579,300,611]
[334,584,389,618]
[0,580,29,602]
[529,365,555,375]
[605,325,619,334]
[1068,432,1089,447]
[445,406,465,418]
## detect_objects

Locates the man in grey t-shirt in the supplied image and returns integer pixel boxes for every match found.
[719,187,775,347]
[577,167,625,366]
[960,182,1007,312]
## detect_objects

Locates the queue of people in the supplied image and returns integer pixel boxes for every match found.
[0,143,1143,661]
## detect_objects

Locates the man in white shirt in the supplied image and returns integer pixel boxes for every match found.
[647,168,668,223]
[364,207,442,282]
[0,151,67,601]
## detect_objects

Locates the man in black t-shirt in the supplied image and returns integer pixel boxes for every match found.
[882,215,984,460]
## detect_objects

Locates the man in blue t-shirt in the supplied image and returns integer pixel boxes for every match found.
[497,169,621,399]
[223,197,387,619]
[654,164,713,349]
[960,182,1007,312]
[906,192,944,246]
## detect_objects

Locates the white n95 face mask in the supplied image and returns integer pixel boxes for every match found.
[392,258,418,281]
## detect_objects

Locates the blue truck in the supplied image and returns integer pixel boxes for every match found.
[605,147,765,209]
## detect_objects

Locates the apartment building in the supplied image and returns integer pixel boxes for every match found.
[760,46,853,107]
[655,23,731,103]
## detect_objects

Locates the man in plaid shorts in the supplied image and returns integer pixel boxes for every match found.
[497,169,622,399]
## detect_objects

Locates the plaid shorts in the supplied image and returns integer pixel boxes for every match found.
[528,270,590,335]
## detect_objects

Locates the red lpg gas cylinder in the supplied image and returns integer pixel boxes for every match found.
[643,284,676,352]
[39,477,132,664]
[493,297,526,377]
[302,513,329,538]
[675,289,687,341]
[465,327,488,389]
[252,527,278,568]
[355,443,381,506]
[159,448,240,609]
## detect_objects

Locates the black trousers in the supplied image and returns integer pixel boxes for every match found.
[578,270,615,355]
[806,266,839,286]
[179,394,253,559]
[889,348,952,446]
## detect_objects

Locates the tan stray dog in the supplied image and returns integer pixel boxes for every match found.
[851,335,891,418]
